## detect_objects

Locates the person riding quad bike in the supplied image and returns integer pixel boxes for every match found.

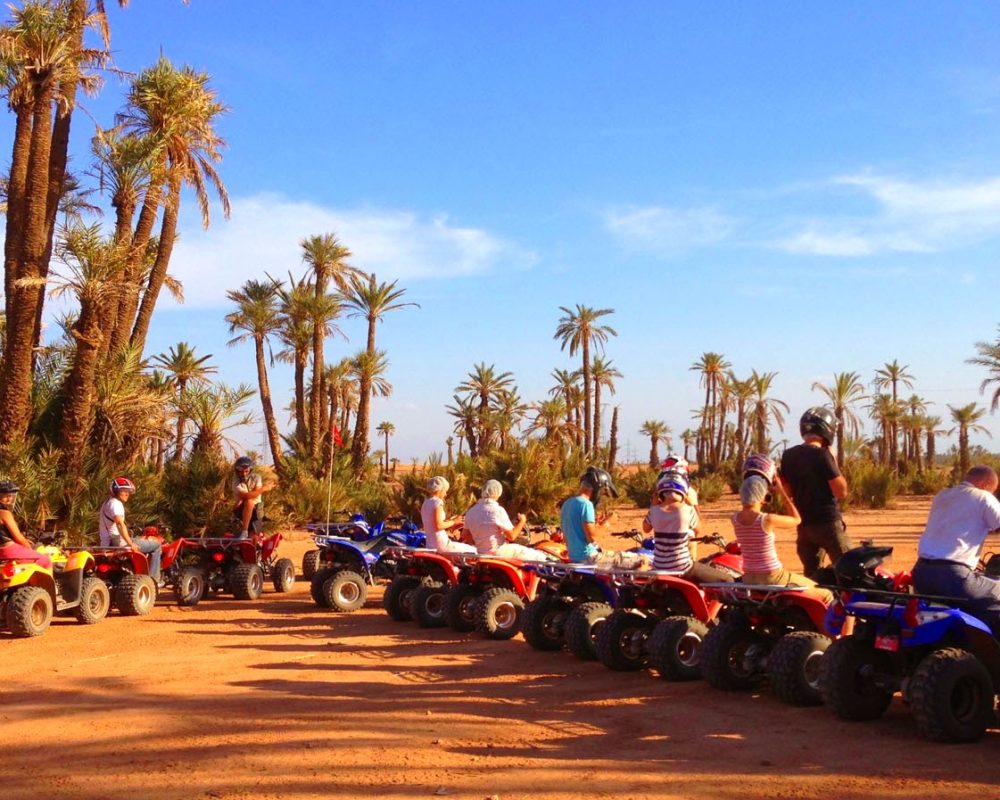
[561,466,620,564]
[0,481,51,568]
[99,477,162,585]
[232,456,277,539]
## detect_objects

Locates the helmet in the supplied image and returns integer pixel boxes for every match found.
[110,476,136,495]
[742,453,777,485]
[655,472,689,500]
[799,407,837,445]
[234,456,254,471]
[660,454,689,473]
[0,480,19,495]
[833,543,894,590]
[580,466,619,508]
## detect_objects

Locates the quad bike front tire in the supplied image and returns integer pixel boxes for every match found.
[444,584,481,632]
[302,549,320,581]
[75,576,111,624]
[699,618,766,691]
[819,636,894,721]
[174,566,206,607]
[523,595,571,651]
[411,582,448,628]
[231,564,265,600]
[564,601,612,660]
[476,587,525,640]
[322,570,368,612]
[310,567,335,608]
[383,575,422,622]
[768,630,831,706]
[648,615,710,681]
[595,609,655,671]
[271,558,296,593]
[6,585,53,637]
[909,647,995,743]
[116,574,157,616]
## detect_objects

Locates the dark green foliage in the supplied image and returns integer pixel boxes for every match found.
[161,452,232,536]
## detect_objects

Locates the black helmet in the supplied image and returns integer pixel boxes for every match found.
[0,481,19,495]
[580,466,618,508]
[833,544,894,591]
[799,407,837,445]
[234,456,254,471]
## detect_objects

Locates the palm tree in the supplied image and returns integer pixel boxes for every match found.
[348,349,392,473]
[185,383,256,458]
[590,356,622,452]
[445,436,455,466]
[492,388,527,451]
[873,360,915,469]
[549,367,581,438]
[749,370,788,454]
[967,328,1000,412]
[811,371,866,465]
[446,394,479,458]
[640,420,671,468]
[681,429,696,462]
[128,57,230,356]
[342,274,417,473]
[225,279,285,478]
[606,406,620,470]
[924,415,944,471]
[151,341,216,463]
[376,421,395,474]
[948,403,990,476]
[524,398,579,448]
[728,374,755,467]
[456,362,515,452]
[300,233,362,457]
[554,305,617,453]
[690,352,731,467]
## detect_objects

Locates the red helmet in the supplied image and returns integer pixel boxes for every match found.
[110,476,136,495]
[742,454,776,485]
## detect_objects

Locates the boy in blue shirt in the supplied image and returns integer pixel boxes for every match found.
[561,466,618,562]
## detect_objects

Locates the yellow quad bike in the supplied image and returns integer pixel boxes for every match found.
[0,546,110,637]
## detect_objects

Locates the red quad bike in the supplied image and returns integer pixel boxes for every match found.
[382,546,462,627]
[162,532,295,607]
[595,534,744,679]
[697,543,911,706]
[66,546,155,616]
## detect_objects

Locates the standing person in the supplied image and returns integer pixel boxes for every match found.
[561,466,619,563]
[0,481,51,568]
[232,456,276,538]
[420,476,475,554]
[912,465,1000,635]
[780,407,851,579]
[463,480,550,561]
[99,477,162,584]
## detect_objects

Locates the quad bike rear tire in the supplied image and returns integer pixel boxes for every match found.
[311,567,335,608]
[6,585,53,637]
[819,636,894,721]
[174,566,206,607]
[322,569,368,612]
[648,615,710,681]
[75,576,111,624]
[523,595,571,651]
[595,609,655,671]
[411,582,448,628]
[383,575,422,622]
[476,587,525,640]
[116,574,157,616]
[271,558,295,593]
[699,618,767,691]
[231,564,265,600]
[444,584,481,632]
[564,601,612,660]
[909,647,995,742]
[768,630,831,706]
[302,549,320,581]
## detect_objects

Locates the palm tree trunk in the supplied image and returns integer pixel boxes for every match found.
[835,410,845,466]
[606,406,619,471]
[294,350,308,444]
[58,304,103,474]
[959,429,970,476]
[927,432,936,470]
[582,342,592,453]
[384,431,390,473]
[254,335,285,479]
[351,377,371,474]
[97,198,137,365]
[4,107,32,313]
[593,381,602,453]
[172,377,188,463]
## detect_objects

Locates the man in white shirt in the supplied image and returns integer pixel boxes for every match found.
[462,480,552,561]
[912,465,1000,635]
[99,477,163,584]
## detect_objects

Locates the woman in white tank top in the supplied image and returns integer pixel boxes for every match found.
[420,476,476,554]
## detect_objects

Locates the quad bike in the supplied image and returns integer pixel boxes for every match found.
[0,544,109,637]
[382,546,463,627]
[819,549,1000,742]
[310,517,425,612]
[594,534,744,678]
[302,511,375,580]
[162,531,295,607]
[699,542,910,705]
[520,529,655,657]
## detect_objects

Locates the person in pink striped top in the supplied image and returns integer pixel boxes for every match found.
[731,470,830,600]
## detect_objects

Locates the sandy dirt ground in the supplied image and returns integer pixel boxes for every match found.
[2,494,999,800]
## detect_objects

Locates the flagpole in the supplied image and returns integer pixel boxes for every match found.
[324,425,340,533]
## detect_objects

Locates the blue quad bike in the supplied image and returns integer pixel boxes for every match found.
[820,554,1000,742]
[309,516,425,612]
[521,529,656,659]
[301,512,380,580]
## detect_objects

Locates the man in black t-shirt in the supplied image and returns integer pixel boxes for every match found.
[779,407,851,579]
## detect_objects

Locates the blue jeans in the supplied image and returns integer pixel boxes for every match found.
[111,535,162,580]
[912,559,1000,636]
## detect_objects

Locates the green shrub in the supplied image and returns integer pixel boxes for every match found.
[692,472,728,504]
[620,467,658,508]
[845,461,898,509]
[905,469,953,496]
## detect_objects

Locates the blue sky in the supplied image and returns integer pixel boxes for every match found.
[7,2,1000,461]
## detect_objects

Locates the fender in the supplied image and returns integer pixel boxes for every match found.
[409,551,459,584]
[778,591,830,631]
[651,575,712,620]
[160,539,185,571]
[474,558,529,596]
[261,533,282,560]
[62,552,95,573]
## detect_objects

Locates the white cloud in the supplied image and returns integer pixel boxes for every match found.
[603,205,735,252]
[777,173,1000,257]
[166,193,536,308]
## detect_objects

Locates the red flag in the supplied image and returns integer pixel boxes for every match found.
[332,424,343,447]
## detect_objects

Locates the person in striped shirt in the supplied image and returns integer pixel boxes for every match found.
[642,473,734,584]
